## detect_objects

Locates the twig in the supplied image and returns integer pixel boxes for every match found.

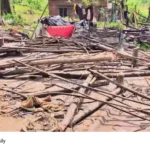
[55,84,150,122]
[58,74,94,131]
[0,88,27,99]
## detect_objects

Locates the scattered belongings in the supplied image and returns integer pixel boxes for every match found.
[41,15,73,26]
[33,15,93,39]
[0,16,150,132]
[0,29,29,46]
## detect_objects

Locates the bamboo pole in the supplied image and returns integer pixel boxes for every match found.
[58,74,94,131]
[89,69,150,101]
[31,3,48,40]
[13,54,113,67]
[29,55,113,66]
[55,84,150,123]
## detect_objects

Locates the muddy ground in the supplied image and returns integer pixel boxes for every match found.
[0,76,150,132]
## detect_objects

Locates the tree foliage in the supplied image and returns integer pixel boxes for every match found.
[67,0,100,6]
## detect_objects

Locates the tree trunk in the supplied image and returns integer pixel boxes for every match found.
[148,7,150,22]
[1,0,12,14]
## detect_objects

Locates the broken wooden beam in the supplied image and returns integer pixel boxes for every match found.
[26,54,113,66]
[89,69,150,101]
[132,48,139,67]
[58,74,94,131]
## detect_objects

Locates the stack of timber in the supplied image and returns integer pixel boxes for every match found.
[0,27,150,132]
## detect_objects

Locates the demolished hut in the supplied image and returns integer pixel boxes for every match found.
[0,14,150,132]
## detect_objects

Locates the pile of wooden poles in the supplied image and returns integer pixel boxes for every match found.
[0,27,150,131]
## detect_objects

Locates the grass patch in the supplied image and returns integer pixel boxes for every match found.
[139,43,150,51]
[14,4,49,25]
[97,21,125,29]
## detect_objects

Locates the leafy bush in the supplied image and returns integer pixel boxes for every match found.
[13,0,42,10]
[27,0,33,4]
[31,1,42,10]
[140,43,150,51]
[3,13,26,27]
[97,21,124,29]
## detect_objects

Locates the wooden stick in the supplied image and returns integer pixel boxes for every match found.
[55,84,150,123]
[88,43,114,51]
[72,88,121,126]
[117,51,150,63]
[58,74,94,131]
[13,59,113,95]
[0,88,27,99]
[132,48,139,67]
[116,72,124,84]
[25,54,113,66]
[55,84,150,108]
[0,54,113,70]
[0,47,84,53]
[0,61,128,70]
[89,69,150,101]
[14,59,150,104]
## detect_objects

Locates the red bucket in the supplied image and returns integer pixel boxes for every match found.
[46,25,75,38]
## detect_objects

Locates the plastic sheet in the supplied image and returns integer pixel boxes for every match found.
[40,15,87,29]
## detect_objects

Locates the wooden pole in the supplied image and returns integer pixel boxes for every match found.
[72,88,121,126]
[28,55,113,66]
[132,48,139,67]
[55,84,150,124]
[31,3,48,40]
[58,74,94,131]
[116,72,124,84]
[89,69,150,101]
[0,37,4,47]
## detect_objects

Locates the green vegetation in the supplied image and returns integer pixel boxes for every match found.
[97,21,125,29]
[12,0,49,23]
[1,0,48,35]
[127,0,150,17]
[3,13,26,26]
[138,43,150,51]
[2,0,150,26]
[12,0,48,11]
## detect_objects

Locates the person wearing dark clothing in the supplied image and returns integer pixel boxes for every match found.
[85,5,94,22]
[74,4,85,20]
[74,4,94,21]
[74,4,94,27]
[86,5,94,27]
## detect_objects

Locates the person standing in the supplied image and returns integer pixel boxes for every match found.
[74,3,85,20]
